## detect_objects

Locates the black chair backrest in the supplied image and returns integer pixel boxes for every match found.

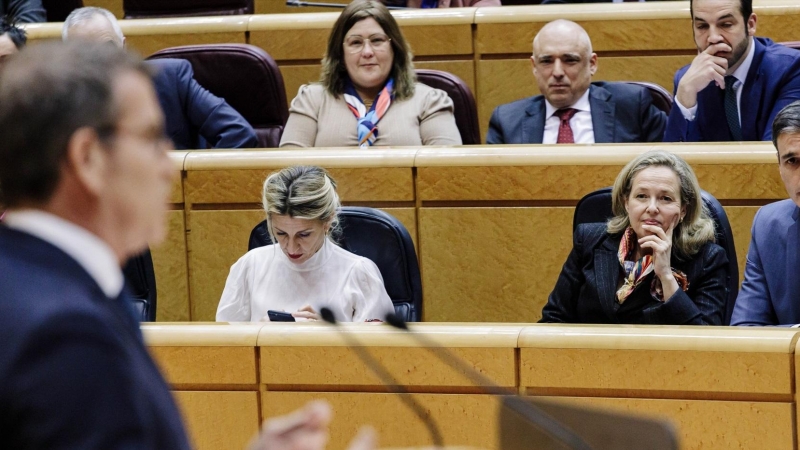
[248,207,423,322]
[148,44,288,148]
[624,81,673,115]
[573,187,739,324]
[122,248,157,322]
[415,69,480,145]
[123,0,253,18]
[42,0,84,22]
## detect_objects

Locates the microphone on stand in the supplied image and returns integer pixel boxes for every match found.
[319,307,444,448]
[383,313,595,450]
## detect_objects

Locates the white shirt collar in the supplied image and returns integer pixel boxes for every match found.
[545,88,592,120]
[278,237,334,272]
[730,37,756,87]
[3,210,124,298]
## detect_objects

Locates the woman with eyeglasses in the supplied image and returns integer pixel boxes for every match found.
[279,0,462,148]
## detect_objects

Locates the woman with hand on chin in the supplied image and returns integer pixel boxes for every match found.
[279,0,461,148]
[216,166,395,322]
[540,150,729,325]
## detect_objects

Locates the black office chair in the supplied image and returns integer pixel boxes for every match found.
[573,187,739,324]
[122,248,157,322]
[249,207,423,322]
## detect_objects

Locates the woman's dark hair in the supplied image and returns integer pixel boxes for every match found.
[320,0,415,100]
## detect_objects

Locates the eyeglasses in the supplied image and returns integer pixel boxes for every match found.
[344,34,392,54]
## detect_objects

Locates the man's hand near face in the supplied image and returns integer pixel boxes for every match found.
[676,42,731,109]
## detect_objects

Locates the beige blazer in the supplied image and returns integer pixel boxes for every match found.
[279,83,462,148]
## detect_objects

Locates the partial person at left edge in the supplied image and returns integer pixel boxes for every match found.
[63,7,259,150]
[0,40,376,450]
[0,0,45,23]
[0,15,25,69]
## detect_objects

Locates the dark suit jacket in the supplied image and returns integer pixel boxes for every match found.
[0,0,46,23]
[148,58,258,150]
[540,223,729,325]
[486,82,666,144]
[664,37,800,142]
[0,227,191,449]
[731,200,800,326]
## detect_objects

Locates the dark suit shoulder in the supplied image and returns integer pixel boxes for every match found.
[574,222,613,251]
[493,95,541,115]
[146,58,191,74]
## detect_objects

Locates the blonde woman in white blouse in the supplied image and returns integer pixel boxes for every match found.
[216,166,395,323]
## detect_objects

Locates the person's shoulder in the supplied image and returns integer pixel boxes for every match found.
[574,222,610,247]
[760,37,800,60]
[493,95,541,115]
[145,58,191,76]
[236,244,281,265]
[328,243,380,273]
[754,199,798,226]
[593,81,644,97]
[411,82,451,104]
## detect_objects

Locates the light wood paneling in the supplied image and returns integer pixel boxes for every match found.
[185,167,414,204]
[250,28,331,61]
[725,206,761,283]
[546,396,795,450]
[419,207,574,322]
[261,346,516,388]
[174,391,260,450]
[262,391,502,450]
[150,346,257,385]
[280,65,324,111]
[402,25,473,57]
[692,164,785,200]
[188,209,266,321]
[414,60,476,94]
[128,33,247,58]
[522,348,793,398]
[417,165,621,201]
[151,209,190,321]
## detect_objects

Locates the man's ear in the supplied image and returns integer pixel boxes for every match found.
[64,127,109,197]
[589,53,598,76]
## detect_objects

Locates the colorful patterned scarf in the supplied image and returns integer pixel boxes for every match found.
[616,227,689,304]
[343,78,394,148]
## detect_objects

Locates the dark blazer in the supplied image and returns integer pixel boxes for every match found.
[0,227,191,449]
[731,200,800,326]
[486,82,666,144]
[540,223,729,325]
[148,58,258,150]
[0,0,46,23]
[664,37,800,142]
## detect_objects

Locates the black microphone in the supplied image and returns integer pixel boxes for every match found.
[285,0,409,9]
[319,307,444,447]
[383,313,594,450]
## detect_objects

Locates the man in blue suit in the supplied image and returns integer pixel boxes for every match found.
[0,41,360,450]
[486,20,666,145]
[663,0,800,142]
[63,7,259,150]
[732,101,800,326]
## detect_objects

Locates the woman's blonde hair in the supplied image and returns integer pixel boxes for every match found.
[319,0,415,101]
[262,166,342,243]
[607,150,716,260]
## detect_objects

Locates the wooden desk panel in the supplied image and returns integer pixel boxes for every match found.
[174,391,260,450]
[519,326,800,400]
[546,396,794,450]
[261,346,516,389]
[150,346,258,386]
[263,391,502,450]
[419,207,574,323]
[151,209,190,321]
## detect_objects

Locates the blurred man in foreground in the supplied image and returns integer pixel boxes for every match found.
[0,41,371,450]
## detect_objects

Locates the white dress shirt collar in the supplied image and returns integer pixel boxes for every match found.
[730,37,756,87]
[3,210,124,298]
[278,237,335,272]
[544,88,592,120]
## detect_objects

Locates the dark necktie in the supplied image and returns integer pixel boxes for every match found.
[724,75,743,141]
[555,108,578,144]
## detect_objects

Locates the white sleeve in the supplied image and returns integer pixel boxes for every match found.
[675,97,698,121]
[216,254,253,322]
[349,259,395,322]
